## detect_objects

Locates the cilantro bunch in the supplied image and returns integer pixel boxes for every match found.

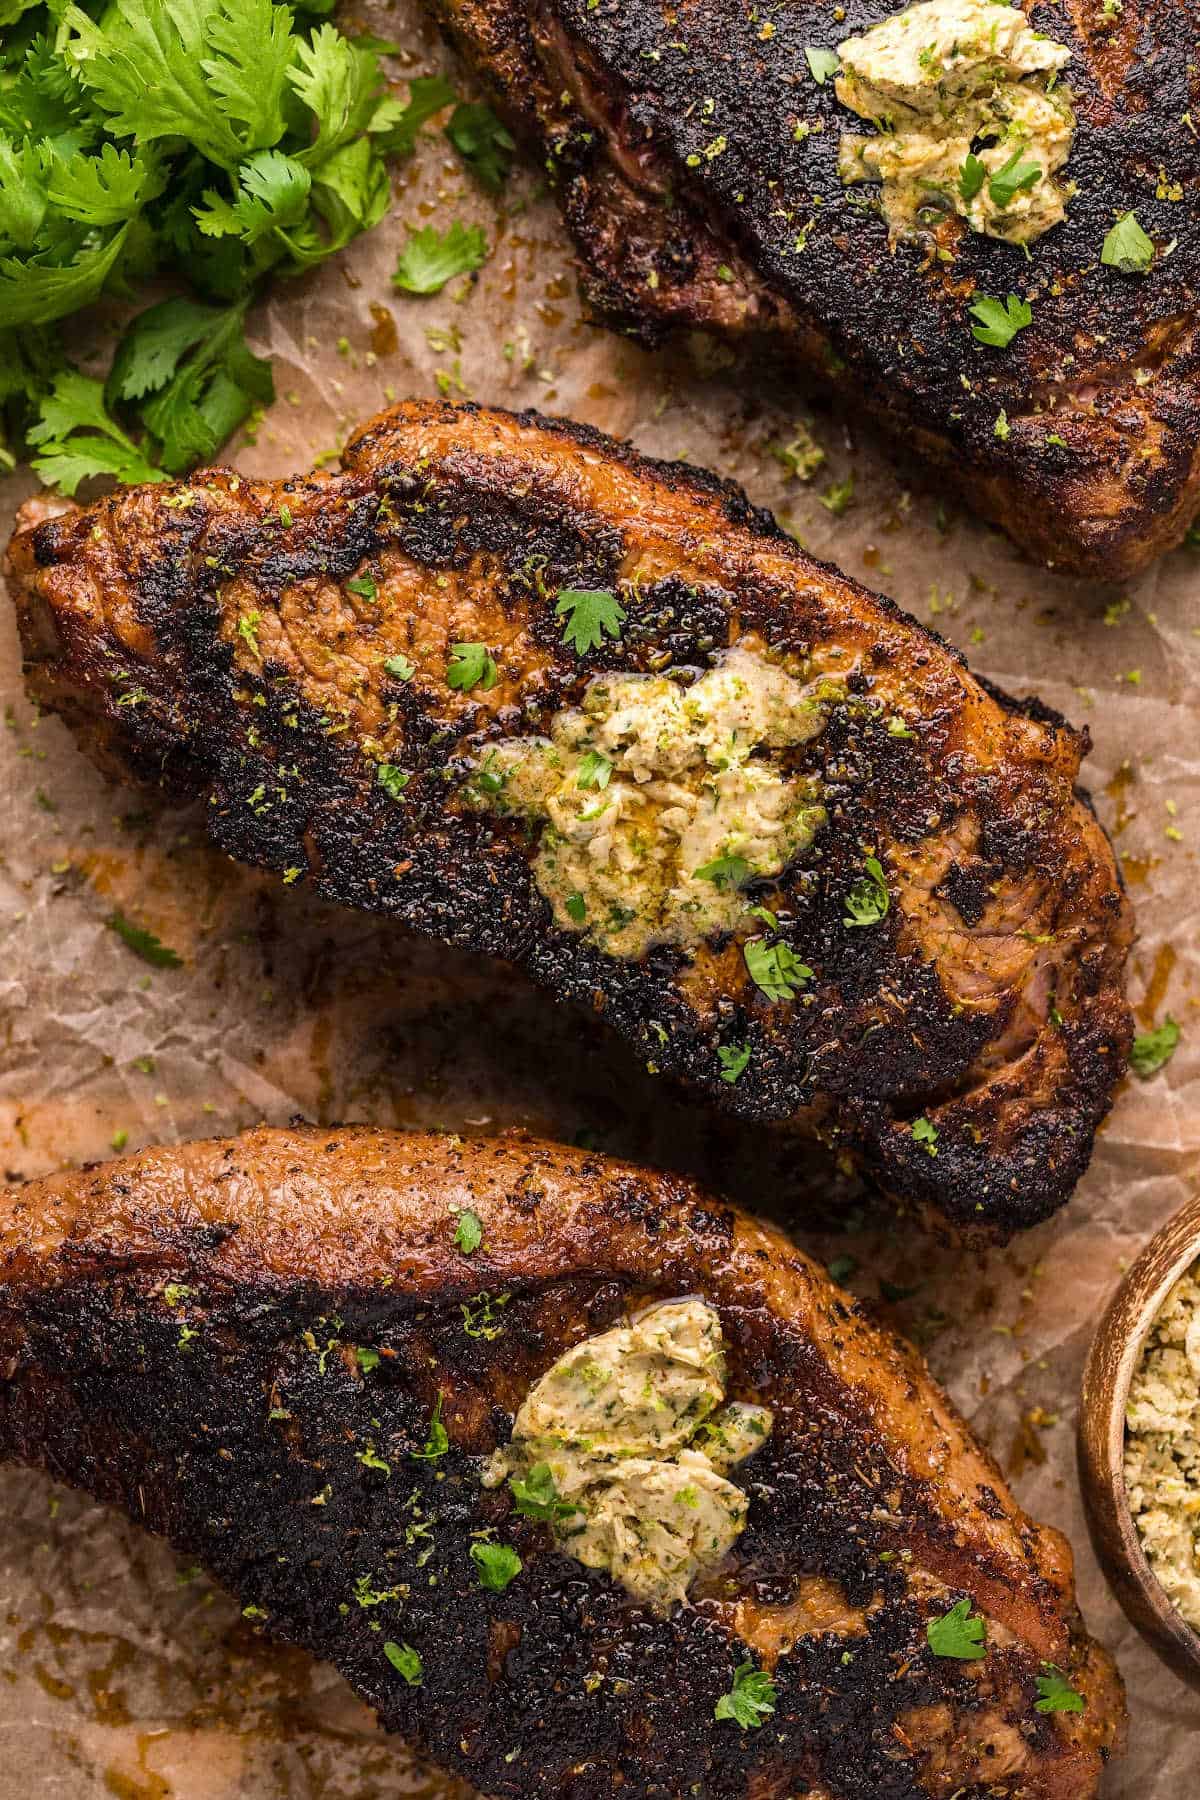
[0,0,454,485]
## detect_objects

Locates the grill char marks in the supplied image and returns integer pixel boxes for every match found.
[425,0,1200,577]
[0,1125,1126,1799]
[6,400,1132,1239]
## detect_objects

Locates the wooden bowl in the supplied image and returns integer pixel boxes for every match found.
[1078,1190,1200,1691]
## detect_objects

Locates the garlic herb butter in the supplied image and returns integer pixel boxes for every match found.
[465,646,829,958]
[485,1298,772,1611]
[1124,1260,1200,1630]
[834,0,1075,245]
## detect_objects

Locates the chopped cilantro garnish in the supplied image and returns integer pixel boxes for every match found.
[384,1641,423,1685]
[509,1461,581,1522]
[377,763,410,801]
[714,1661,777,1729]
[911,1116,939,1156]
[958,153,986,201]
[356,1443,391,1477]
[1130,1016,1180,1077]
[447,642,498,692]
[821,474,855,516]
[744,938,812,1002]
[413,1393,449,1461]
[106,910,182,968]
[1101,212,1154,275]
[471,1541,523,1591]
[804,46,839,84]
[453,1208,484,1254]
[347,573,378,601]
[987,147,1042,209]
[844,856,889,928]
[555,587,627,655]
[461,1291,510,1339]
[1035,1664,1085,1713]
[576,750,613,790]
[694,853,751,890]
[969,294,1033,348]
[565,892,587,924]
[355,1346,381,1373]
[392,221,489,295]
[927,1597,986,1660]
[718,1042,751,1084]
[384,652,415,681]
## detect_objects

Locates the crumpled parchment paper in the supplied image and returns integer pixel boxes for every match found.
[0,4,1197,1793]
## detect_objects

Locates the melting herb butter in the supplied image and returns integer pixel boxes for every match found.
[485,1298,772,1611]
[1124,1260,1200,1629]
[835,0,1075,244]
[465,646,829,958]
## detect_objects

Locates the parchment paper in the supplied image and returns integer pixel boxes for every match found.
[1,5,1197,1793]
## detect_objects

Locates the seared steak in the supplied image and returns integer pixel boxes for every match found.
[0,1125,1126,1799]
[422,0,1199,577]
[6,401,1132,1238]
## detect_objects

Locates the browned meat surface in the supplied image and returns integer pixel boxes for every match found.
[0,1125,1126,1799]
[422,0,1200,578]
[5,401,1132,1239]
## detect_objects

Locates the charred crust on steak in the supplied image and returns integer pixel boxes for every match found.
[4,401,1133,1239]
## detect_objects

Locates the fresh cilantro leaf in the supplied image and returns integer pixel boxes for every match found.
[694,853,750,890]
[1130,1016,1180,1078]
[413,1393,449,1460]
[453,1208,483,1254]
[911,1116,939,1156]
[987,146,1041,209]
[109,298,273,475]
[565,892,587,924]
[377,763,410,801]
[927,1598,986,1660]
[25,369,167,495]
[384,1641,423,1685]
[384,652,415,680]
[288,23,382,165]
[958,152,986,202]
[718,1042,751,1084]
[355,1346,380,1372]
[369,74,456,158]
[969,293,1032,349]
[347,573,377,600]
[805,46,839,84]
[201,0,297,151]
[471,1541,522,1591]
[63,1,246,167]
[714,1661,777,1729]
[1035,1664,1085,1714]
[744,938,812,1002]
[447,641,498,691]
[1102,211,1154,275]
[446,101,515,191]
[392,220,488,295]
[509,1462,581,1522]
[46,143,155,228]
[844,856,889,927]
[555,587,626,655]
[576,750,612,790]
[194,149,312,246]
[106,908,183,968]
[0,226,131,330]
